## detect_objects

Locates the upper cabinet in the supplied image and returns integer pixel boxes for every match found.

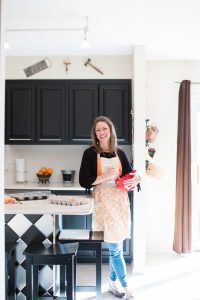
[68,81,98,144]
[5,79,132,145]
[5,81,36,144]
[36,82,66,144]
[5,80,66,145]
[99,82,131,144]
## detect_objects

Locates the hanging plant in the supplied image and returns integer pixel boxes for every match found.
[148,147,156,158]
[145,160,149,170]
[145,119,159,143]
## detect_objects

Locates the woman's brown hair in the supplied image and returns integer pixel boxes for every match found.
[91,116,118,153]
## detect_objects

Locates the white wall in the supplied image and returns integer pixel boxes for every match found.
[5,145,133,184]
[145,60,200,253]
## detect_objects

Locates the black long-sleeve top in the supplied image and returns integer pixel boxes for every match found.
[79,146,132,189]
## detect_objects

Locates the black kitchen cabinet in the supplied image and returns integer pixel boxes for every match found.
[5,79,132,145]
[36,82,66,144]
[99,82,131,143]
[5,80,67,145]
[68,80,132,144]
[5,81,36,144]
[69,82,98,143]
[53,189,133,263]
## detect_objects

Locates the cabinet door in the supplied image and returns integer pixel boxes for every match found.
[5,81,36,144]
[69,82,98,144]
[36,82,66,144]
[99,81,132,144]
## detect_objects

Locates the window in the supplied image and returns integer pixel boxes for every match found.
[191,85,200,250]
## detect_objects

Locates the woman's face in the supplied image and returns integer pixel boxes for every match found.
[95,121,111,145]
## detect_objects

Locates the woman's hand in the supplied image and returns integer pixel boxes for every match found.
[123,173,141,190]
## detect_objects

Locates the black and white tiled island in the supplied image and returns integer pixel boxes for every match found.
[5,189,93,300]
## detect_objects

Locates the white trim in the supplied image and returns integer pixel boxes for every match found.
[0,0,5,298]
[131,46,146,273]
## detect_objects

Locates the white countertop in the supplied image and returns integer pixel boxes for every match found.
[4,196,94,215]
[5,182,85,191]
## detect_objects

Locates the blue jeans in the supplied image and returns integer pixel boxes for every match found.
[107,241,128,288]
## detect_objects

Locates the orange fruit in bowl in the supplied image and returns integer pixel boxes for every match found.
[40,167,47,174]
[46,168,53,174]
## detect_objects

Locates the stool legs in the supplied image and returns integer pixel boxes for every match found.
[5,248,16,300]
[59,266,66,296]
[32,265,39,300]
[26,256,77,300]
[26,257,32,300]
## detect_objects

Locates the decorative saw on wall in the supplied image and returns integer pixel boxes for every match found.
[23,58,51,77]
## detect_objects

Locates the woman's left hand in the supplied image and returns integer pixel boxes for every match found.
[123,174,141,190]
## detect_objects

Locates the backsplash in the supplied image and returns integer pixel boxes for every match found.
[5,145,132,185]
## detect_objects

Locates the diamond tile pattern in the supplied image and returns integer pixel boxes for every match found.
[34,214,53,237]
[21,225,46,244]
[5,214,55,298]
[7,214,32,237]
[39,265,53,291]
[16,238,27,264]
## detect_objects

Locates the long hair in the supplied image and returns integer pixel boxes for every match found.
[91,116,118,152]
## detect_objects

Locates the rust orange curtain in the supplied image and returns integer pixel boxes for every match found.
[173,80,191,254]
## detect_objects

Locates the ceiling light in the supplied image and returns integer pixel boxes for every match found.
[4,40,10,49]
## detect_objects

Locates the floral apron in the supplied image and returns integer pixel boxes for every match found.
[92,153,131,243]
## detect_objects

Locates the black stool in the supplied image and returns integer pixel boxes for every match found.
[5,242,17,300]
[24,242,79,300]
[59,231,104,300]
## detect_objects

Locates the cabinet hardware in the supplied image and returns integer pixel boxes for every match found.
[9,138,31,141]
[39,138,61,141]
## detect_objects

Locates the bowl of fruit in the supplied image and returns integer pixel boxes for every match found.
[37,167,53,184]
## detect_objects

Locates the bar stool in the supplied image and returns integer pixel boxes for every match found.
[5,242,17,300]
[24,242,79,300]
[59,230,104,300]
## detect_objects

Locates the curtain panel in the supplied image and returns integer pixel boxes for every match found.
[173,80,191,254]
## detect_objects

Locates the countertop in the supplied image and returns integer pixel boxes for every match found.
[4,196,94,215]
[5,182,85,191]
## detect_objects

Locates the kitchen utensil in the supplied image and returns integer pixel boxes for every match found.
[61,170,75,184]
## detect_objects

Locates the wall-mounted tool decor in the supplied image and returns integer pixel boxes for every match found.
[24,58,51,77]
[63,61,71,73]
[84,58,104,75]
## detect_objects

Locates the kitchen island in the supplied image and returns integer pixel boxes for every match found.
[5,181,86,191]
[5,194,93,299]
[5,183,133,299]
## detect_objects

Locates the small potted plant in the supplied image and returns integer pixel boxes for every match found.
[148,147,156,158]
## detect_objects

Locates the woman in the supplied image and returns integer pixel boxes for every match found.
[79,116,141,299]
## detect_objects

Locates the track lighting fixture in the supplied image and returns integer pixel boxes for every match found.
[81,17,90,48]
[6,16,90,50]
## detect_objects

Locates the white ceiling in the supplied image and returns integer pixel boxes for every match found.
[5,0,200,59]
